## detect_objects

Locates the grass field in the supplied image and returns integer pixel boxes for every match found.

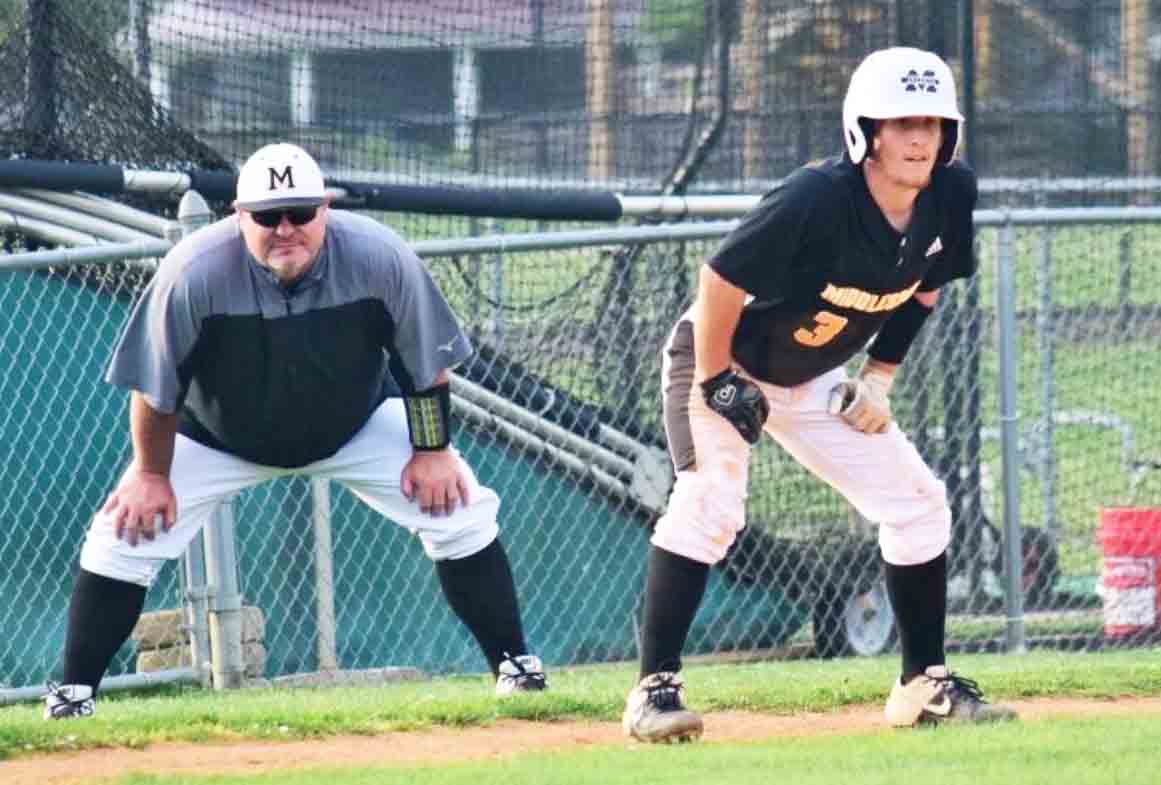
[5,650,1161,783]
[105,718,1161,785]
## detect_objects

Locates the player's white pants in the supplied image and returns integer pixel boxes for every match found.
[650,319,950,568]
[80,398,501,587]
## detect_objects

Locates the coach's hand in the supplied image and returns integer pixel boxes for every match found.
[102,467,177,547]
[700,369,770,445]
[402,449,471,517]
[828,359,896,434]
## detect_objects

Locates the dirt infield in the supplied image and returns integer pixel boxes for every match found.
[8,697,1161,785]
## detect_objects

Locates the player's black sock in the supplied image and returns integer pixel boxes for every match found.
[435,538,528,677]
[62,567,148,692]
[638,545,710,680]
[883,551,947,682]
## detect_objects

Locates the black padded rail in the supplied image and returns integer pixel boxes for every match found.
[341,182,623,221]
[0,159,125,193]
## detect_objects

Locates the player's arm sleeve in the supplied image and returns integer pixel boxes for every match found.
[867,295,935,365]
[920,163,979,292]
[378,238,473,394]
[104,268,203,414]
[709,167,830,300]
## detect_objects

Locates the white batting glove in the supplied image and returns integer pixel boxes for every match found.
[828,360,896,434]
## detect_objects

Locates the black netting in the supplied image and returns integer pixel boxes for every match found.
[0,1,1151,204]
[0,1,228,170]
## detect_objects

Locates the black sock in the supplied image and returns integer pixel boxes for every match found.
[884,551,947,682]
[62,568,148,692]
[638,545,710,679]
[435,538,527,677]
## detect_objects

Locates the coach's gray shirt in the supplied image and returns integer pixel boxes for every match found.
[107,210,472,468]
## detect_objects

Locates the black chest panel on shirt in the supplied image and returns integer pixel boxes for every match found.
[717,157,975,387]
[177,298,393,468]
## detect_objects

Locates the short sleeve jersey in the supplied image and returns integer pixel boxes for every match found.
[106,210,472,468]
[711,155,978,387]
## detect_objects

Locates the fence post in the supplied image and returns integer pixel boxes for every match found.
[1118,231,1132,335]
[174,189,215,684]
[182,531,212,687]
[311,478,338,672]
[177,190,212,234]
[203,499,245,688]
[995,216,1026,653]
[1036,228,1058,540]
[24,0,58,157]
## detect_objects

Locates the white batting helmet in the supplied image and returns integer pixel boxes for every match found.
[842,47,964,166]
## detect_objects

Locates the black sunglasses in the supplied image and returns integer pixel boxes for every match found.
[249,206,319,228]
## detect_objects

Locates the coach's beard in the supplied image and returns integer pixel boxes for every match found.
[261,245,319,286]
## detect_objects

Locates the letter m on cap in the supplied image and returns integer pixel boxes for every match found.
[267,165,295,192]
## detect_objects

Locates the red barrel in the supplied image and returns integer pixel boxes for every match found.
[1098,508,1161,638]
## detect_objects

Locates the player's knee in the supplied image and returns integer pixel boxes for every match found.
[651,469,746,565]
[78,541,159,588]
[78,510,189,587]
[878,503,951,566]
[919,471,949,510]
[420,492,501,561]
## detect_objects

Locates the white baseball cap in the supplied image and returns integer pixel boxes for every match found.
[235,143,327,210]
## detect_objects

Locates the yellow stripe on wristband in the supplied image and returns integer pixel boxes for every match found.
[404,385,451,450]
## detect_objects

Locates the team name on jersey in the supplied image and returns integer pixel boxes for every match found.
[819,280,921,313]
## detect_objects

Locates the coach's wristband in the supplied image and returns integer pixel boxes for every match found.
[404,383,452,451]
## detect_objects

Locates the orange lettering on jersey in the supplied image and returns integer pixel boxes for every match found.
[794,310,850,347]
[820,280,922,313]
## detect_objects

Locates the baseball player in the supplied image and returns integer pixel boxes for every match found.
[44,143,546,718]
[622,47,1016,743]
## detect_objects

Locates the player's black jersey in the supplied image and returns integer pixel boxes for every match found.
[710,154,978,387]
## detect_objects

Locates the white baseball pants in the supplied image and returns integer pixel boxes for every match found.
[79,398,501,587]
[651,319,950,567]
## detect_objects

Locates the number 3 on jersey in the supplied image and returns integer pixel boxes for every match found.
[793,310,849,347]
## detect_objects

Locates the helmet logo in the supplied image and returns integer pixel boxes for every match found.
[900,69,940,93]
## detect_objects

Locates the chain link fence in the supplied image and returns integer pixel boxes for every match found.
[3,205,1160,693]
